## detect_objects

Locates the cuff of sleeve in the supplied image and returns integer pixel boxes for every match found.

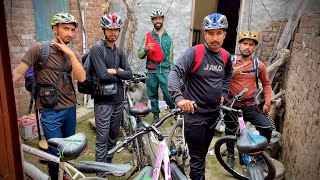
[175,96,184,104]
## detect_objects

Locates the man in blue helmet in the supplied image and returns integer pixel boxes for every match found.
[168,13,232,179]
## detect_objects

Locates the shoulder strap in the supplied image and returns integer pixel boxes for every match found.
[219,48,228,67]
[231,54,238,64]
[254,56,260,88]
[192,44,205,73]
[39,41,50,66]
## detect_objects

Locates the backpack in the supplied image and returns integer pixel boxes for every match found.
[231,55,260,88]
[26,41,72,113]
[145,32,164,63]
[191,44,229,73]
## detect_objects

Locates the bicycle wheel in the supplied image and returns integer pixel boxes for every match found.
[214,136,276,180]
[138,133,156,168]
[166,118,189,173]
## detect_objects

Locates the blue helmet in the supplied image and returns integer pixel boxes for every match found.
[202,13,228,30]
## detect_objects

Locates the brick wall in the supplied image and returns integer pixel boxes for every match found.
[4,0,36,115]
[282,12,320,179]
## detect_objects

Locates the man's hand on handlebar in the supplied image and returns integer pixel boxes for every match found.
[177,100,197,114]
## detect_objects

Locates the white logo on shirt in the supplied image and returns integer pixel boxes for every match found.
[204,64,223,72]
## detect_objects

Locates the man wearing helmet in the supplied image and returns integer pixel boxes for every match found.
[12,12,85,179]
[224,31,272,168]
[168,13,232,179]
[89,12,132,178]
[137,9,175,123]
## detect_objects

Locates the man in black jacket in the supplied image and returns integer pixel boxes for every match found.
[90,13,133,178]
[168,13,232,179]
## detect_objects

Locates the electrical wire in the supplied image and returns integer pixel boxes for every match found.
[10,0,26,53]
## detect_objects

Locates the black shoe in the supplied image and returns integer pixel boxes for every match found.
[226,155,235,169]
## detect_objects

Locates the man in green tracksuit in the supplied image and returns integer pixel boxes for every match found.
[137,9,175,122]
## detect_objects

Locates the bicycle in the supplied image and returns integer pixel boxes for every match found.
[166,113,189,175]
[108,108,187,180]
[23,133,132,180]
[214,88,276,180]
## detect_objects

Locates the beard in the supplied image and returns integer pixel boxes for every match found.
[153,22,163,30]
[105,35,118,42]
[240,50,253,58]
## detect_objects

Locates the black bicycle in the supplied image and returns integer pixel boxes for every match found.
[214,88,276,180]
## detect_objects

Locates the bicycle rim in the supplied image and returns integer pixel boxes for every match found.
[214,136,276,180]
[167,120,189,173]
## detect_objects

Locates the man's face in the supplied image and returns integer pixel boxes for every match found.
[239,39,256,57]
[104,28,120,42]
[151,16,164,30]
[53,23,76,44]
[204,29,226,52]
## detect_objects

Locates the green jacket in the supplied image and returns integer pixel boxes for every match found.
[137,29,173,73]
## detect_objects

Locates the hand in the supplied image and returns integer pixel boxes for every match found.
[263,104,271,113]
[233,64,248,76]
[118,67,124,71]
[220,96,224,104]
[51,36,75,58]
[177,100,197,114]
[107,68,117,74]
[146,42,155,50]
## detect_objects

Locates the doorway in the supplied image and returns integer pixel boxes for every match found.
[191,0,241,54]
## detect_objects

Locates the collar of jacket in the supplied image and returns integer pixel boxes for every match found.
[101,39,118,50]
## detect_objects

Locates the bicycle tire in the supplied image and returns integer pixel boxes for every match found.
[166,119,189,173]
[214,136,276,180]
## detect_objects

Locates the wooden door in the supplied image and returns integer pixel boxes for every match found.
[0,0,24,179]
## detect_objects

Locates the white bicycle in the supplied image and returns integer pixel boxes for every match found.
[108,108,187,180]
[23,133,132,180]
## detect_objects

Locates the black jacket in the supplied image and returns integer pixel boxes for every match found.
[90,40,133,104]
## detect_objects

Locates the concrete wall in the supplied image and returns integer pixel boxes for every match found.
[109,0,193,73]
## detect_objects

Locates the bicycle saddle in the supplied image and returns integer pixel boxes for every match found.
[129,104,151,117]
[47,133,87,161]
[236,128,268,154]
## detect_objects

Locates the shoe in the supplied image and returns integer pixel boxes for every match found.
[226,155,235,169]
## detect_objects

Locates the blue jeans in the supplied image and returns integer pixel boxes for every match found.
[41,106,76,180]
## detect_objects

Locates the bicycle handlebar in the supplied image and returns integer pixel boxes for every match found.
[108,108,182,154]
[124,74,147,84]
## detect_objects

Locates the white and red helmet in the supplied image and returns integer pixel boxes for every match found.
[101,13,123,29]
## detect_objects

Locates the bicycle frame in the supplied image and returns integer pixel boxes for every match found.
[153,140,171,180]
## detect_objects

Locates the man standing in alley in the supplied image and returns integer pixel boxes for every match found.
[12,12,85,179]
[168,13,232,179]
[137,9,175,123]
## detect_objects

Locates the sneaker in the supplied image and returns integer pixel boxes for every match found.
[226,155,235,169]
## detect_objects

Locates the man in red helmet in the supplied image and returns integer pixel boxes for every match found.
[89,12,132,178]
